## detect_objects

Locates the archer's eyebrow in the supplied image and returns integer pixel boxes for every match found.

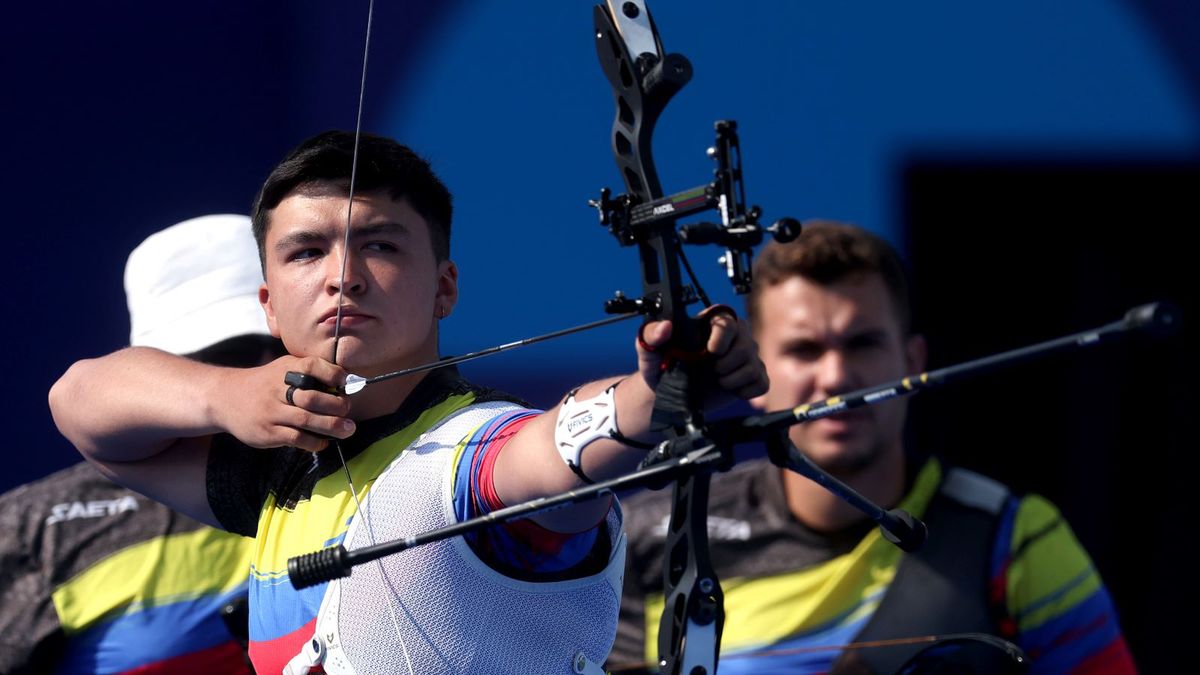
[273,229,329,254]
[350,221,410,239]
[272,221,410,253]
[844,328,889,345]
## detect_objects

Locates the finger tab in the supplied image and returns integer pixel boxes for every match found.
[284,371,339,394]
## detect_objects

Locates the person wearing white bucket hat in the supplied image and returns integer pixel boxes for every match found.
[126,213,279,356]
[1,214,283,674]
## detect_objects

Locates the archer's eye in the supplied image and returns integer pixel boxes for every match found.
[365,241,398,253]
[785,341,823,362]
[845,332,886,352]
[289,247,323,262]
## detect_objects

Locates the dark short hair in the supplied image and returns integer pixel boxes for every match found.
[748,220,913,333]
[250,130,453,264]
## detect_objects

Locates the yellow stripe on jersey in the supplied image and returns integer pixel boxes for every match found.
[1005,494,1102,631]
[641,461,943,660]
[52,526,253,634]
[448,426,476,484]
[251,392,477,576]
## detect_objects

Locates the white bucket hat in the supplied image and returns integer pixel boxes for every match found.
[125,214,271,354]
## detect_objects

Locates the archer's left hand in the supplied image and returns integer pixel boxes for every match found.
[636,305,768,407]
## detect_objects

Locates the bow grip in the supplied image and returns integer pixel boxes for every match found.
[640,305,737,366]
[646,307,738,433]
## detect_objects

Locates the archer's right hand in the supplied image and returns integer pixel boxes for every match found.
[214,355,356,452]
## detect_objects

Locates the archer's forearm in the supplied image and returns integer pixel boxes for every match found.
[491,372,660,532]
[49,347,229,463]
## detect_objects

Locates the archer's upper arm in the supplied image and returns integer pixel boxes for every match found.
[84,436,219,528]
[1002,495,1135,671]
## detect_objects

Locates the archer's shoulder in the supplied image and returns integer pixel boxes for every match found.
[428,367,531,410]
[0,462,133,532]
[936,465,1011,515]
[1007,492,1086,560]
[934,465,1079,550]
[1,462,108,502]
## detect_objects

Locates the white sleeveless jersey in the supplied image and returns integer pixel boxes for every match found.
[295,401,624,675]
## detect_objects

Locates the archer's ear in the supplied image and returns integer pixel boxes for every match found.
[259,284,281,338]
[436,260,459,315]
[749,391,769,411]
[906,333,927,375]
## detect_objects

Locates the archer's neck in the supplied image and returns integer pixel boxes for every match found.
[780,444,907,533]
[347,371,430,421]
[339,337,442,420]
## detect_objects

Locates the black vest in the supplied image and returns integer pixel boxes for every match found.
[832,468,1019,674]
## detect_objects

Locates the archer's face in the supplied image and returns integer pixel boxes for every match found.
[258,189,457,376]
[753,273,925,476]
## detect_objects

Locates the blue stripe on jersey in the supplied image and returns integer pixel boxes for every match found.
[247,568,327,642]
[452,408,600,574]
[989,496,1020,577]
[718,611,871,674]
[55,584,247,674]
[1021,586,1123,673]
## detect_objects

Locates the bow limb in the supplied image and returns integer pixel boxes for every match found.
[594,3,724,673]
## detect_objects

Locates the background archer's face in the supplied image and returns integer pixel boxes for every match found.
[753,272,925,477]
[258,189,457,376]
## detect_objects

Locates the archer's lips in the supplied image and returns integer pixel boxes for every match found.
[319,307,374,326]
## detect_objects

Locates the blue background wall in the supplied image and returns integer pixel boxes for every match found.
[6,1,1197,668]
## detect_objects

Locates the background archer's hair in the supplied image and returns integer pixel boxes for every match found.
[747,220,913,335]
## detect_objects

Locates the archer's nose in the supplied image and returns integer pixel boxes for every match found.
[813,349,856,397]
[326,248,366,296]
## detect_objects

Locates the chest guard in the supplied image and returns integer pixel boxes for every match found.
[292,400,623,675]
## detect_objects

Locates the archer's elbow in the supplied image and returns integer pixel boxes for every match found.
[49,358,105,458]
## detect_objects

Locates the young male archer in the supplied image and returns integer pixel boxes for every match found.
[50,130,767,674]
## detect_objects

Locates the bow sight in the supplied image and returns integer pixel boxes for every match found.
[590,121,801,304]
[590,1,798,324]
